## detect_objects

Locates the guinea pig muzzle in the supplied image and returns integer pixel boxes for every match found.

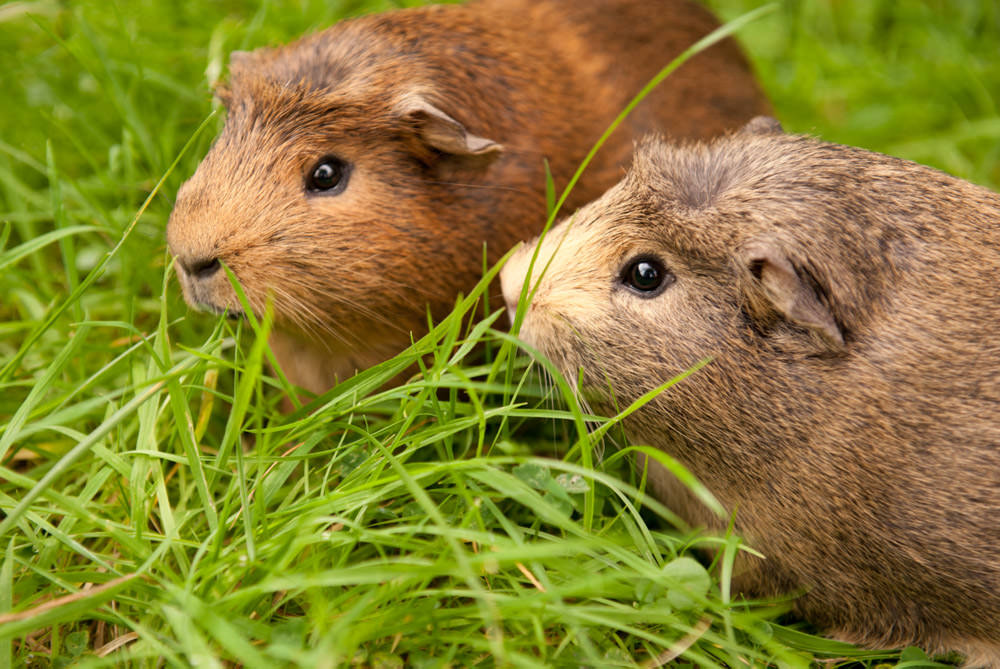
[173,258,246,320]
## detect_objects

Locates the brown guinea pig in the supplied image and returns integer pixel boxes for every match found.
[166,0,770,395]
[500,118,1000,665]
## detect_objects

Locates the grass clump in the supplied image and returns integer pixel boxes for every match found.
[1,1,997,667]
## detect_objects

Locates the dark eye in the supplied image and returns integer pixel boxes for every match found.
[622,257,674,296]
[307,156,349,194]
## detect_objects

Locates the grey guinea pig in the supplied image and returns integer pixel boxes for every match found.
[500,117,1000,666]
[166,0,769,395]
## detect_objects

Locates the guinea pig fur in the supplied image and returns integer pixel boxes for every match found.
[500,118,1000,665]
[166,0,769,394]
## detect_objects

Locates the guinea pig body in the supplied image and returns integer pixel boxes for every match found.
[500,121,1000,664]
[166,0,769,394]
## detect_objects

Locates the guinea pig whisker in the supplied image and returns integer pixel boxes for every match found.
[549,313,611,461]
[267,285,359,350]
[275,276,411,336]
[286,294,403,353]
[417,179,532,195]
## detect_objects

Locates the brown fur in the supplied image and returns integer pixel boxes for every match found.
[500,120,1000,665]
[166,0,769,394]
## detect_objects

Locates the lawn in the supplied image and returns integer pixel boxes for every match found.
[1,0,997,667]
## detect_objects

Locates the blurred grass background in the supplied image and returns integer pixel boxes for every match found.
[0,0,997,667]
[706,0,1000,187]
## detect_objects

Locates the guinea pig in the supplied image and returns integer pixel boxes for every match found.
[166,0,770,395]
[500,118,1000,665]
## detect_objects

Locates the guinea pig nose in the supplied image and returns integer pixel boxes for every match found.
[180,256,222,279]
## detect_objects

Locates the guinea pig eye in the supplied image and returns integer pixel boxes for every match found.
[306,156,350,194]
[622,257,674,296]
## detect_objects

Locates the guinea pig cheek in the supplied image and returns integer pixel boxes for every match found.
[529,280,611,381]
[300,164,392,256]
[611,276,692,362]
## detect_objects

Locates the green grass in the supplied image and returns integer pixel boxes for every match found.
[1,0,998,667]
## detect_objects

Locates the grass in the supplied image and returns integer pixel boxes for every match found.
[1,0,998,667]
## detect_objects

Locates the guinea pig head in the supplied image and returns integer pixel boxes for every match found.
[501,126,869,444]
[167,38,503,391]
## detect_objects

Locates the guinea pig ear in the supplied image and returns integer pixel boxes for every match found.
[739,116,784,136]
[396,94,504,162]
[740,239,845,352]
[212,80,233,107]
[228,50,255,71]
[215,50,256,108]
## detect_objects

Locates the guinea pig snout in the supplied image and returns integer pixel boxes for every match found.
[167,194,240,314]
[176,254,222,280]
[500,228,570,319]
[170,246,239,315]
[500,244,535,323]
